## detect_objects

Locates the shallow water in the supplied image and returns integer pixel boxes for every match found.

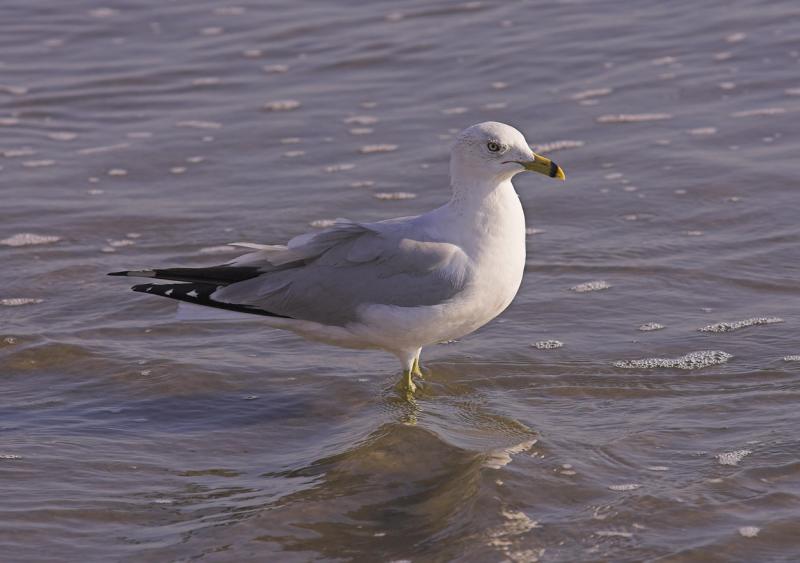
[2,0,800,561]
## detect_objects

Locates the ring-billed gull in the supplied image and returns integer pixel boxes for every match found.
[110,122,565,394]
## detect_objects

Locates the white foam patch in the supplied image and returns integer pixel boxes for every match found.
[1,233,61,246]
[597,113,672,123]
[689,127,717,136]
[310,219,337,228]
[373,192,416,200]
[594,530,633,538]
[532,340,563,350]
[22,160,56,167]
[484,439,537,469]
[738,526,760,538]
[570,87,612,101]
[1,298,43,306]
[343,115,378,125]
[699,317,783,333]
[360,144,398,154]
[77,143,130,155]
[732,107,786,117]
[176,120,222,129]
[263,99,301,111]
[613,350,732,370]
[486,508,541,554]
[638,322,665,332]
[783,355,800,362]
[609,483,641,491]
[48,131,77,141]
[263,64,289,73]
[323,163,355,173]
[716,449,751,466]
[2,148,36,157]
[570,280,611,293]
[530,140,585,153]
[0,454,23,460]
[192,77,221,86]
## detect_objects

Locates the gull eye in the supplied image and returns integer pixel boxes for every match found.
[487,141,501,152]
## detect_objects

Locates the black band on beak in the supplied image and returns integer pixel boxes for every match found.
[548,161,559,178]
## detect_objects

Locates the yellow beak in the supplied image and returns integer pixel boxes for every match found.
[517,153,566,180]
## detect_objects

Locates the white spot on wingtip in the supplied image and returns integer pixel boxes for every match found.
[165,289,173,296]
[187,290,198,298]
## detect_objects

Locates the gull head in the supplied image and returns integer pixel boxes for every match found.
[450,122,565,187]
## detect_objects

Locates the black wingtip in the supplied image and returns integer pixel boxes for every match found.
[129,282,292,318]
[108,271,129,277]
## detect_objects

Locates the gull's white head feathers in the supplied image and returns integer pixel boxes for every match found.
[450,121,564,191]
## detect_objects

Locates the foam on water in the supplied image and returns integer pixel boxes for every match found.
[323,163,355,173]
[530,140,585,153]
[1,233,61,246]
[483,439,537,469]
[716,449,751,466]
[3,148,36,157]
[783,355,800,362]
[22,160,55,167]
[738,526,760,538]
[310,219,336,228]
[595,530,634,538]
[688,127,717,136]
[1,298,43,306]
[176,120,222,129]
[343,115,378,125]
[699,317,783,333]
[731,107,786,117]
[609,483,641,491]
[373,192,416,200]
[638,323,665,332]
[597,113,671,123]
[360,144,397,154]
[570,87,612,101]
[264,99,301,111]
[532,340,563,350]
[48,131,77,141]
[570,280,611,293]
[263,64,289,73]
[613,350,732,370]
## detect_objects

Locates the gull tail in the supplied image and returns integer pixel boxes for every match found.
[130,282,292,319]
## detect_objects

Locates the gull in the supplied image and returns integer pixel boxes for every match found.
[110,122,565,394]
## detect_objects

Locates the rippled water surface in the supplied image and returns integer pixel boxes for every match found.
[2,0,800,561]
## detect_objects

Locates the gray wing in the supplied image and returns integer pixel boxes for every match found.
[212,219,470,325]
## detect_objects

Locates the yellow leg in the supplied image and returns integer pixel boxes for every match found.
[400,369,417,394]
[412,356,423,378]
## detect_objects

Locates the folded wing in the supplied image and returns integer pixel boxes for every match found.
[213,219,471,325]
